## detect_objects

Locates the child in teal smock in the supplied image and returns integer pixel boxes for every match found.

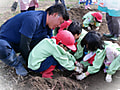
[76,31,120,83]
[53,21,88,61]
[82,11,102,30]
[28,30,83,79]
[67,21,88,60]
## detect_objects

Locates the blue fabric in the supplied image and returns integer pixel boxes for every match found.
[86,0,92,5]
[98,6,107,12]
[0,39,13,59]
[98,6,120,17]
[0,11,53,52]
[0,39,19,66]
[32,56,59,72]
[0,39,27,76]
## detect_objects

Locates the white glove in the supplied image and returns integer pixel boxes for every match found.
[76,62,83,68]
[105,74,112,83]
[87,26,91,30]
[74,66,83,73]
[76,73,86,80]
[96,27,99,30]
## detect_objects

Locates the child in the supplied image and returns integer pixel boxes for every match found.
[54,21,88,61]
[28,30,83,79]
[54,21,88,60]
[67,21,88,60]
[85,0,92,9]
[76,31,120,83]
[53,19,72,36]
[82,11,102,31]
[12,0,39,12]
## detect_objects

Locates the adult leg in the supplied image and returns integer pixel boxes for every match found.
[0,39,27,76]
[85,0,89,6]
[28,6,35,11]
[21,10,27,12]
[60,0,67,9]
[106,13,113,35]
[55,0,59,4]
[89,0,92,5]
[112,17,120,37]
[103,13,114,38]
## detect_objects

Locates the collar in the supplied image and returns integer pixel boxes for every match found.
[43,11,47,28]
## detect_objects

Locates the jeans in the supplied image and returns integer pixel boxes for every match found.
[86,0,92,5]
[32,56,60,72]
[0,39,22,67]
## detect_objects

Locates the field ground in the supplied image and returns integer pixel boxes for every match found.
[0,0,120,90]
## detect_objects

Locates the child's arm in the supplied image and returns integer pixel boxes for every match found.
[76,49,106,80]
[33,0,39,8]
[87,49,106,74]
[76,71,90,80]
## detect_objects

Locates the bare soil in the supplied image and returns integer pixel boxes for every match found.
[0,1,120,90]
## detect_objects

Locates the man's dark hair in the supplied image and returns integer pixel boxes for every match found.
[45,4,69,21]
[81,31,104,51]
[68,21,82,35]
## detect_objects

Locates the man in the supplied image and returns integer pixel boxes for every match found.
[0,4,69,76]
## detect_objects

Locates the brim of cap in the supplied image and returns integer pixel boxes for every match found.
[67,45,76,51]
[97,19,102,22]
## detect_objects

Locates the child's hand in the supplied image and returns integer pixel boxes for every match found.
[76,72,89,80]
[76,73,86,80]
[74,66,83,73]
[96,27,99,30]
[87,26,91,30]
[75,61,83,68]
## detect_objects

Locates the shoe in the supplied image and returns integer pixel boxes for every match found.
[110,37,118,41]
[85,5,88,9]
[87,6,91,10]
[67,8,70,11]
[11,1,18,11]
[103,34,113,38]
[105,74,112,83]
[15,63,28,76]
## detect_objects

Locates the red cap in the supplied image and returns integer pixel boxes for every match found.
[56,30,76,51]
[91,12,102,22]
[58,19,72,32]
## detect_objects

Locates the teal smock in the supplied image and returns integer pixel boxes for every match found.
[97,0,120,17]
[28,38,76,71]
[74,29,88,59]
[82,11,101,27]
[81,41,120,75]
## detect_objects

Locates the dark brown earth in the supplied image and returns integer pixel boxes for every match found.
[0,1,120,90]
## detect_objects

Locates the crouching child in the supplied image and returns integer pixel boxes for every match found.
[28,30,83,79]
[76,31,120,83]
